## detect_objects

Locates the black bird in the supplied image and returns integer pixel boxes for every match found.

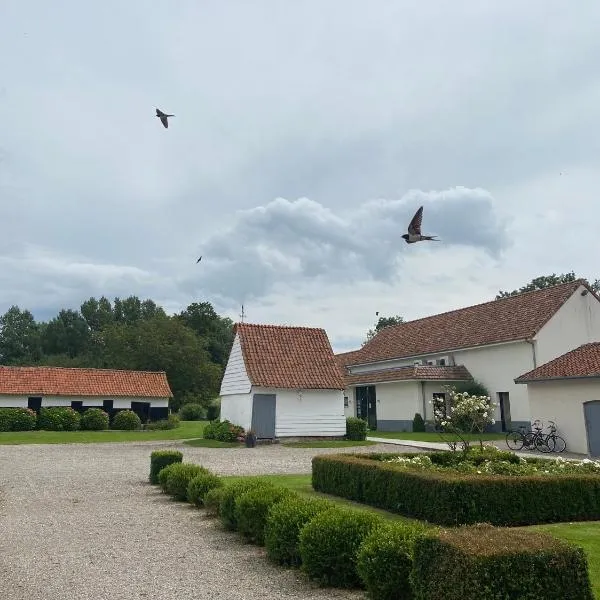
[196,256,202,263]
[156,108,175,128]
[401,206,440,244]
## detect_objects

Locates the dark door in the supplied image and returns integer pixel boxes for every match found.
[103,400,115,420]
[498,392,512,432]
[251,394,276,439]
[71,401,83,413]
[356,386,377,430]
[27,397,42,414]
[131,401,151,423]
[584,400,600,457]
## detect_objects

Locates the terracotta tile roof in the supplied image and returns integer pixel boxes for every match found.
[342,281,590,366]
[335,350,365,369]
[342,365,472,386]
[0,366,173,397]
[234,323,345,389]
[515,343,600,383]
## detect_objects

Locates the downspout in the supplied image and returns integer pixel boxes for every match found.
[420,381,427,420]
[526,339,537,369]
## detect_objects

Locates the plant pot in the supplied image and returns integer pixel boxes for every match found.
[245,434,257,448]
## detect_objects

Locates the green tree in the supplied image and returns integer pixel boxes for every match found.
[41,309,92,358]
[0,306,42,364]
[80,296,115,332]
[496,272,600,299]
[363,315,404,345]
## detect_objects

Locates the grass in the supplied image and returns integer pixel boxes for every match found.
[183,438,240,448]
[0,420,207,445]
[369,431,506,442]
[281,440,377,448]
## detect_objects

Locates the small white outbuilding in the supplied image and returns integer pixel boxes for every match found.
[515,342,600,457]
[219,323,346,439]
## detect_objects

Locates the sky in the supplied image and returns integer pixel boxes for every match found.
[1,0,600,353]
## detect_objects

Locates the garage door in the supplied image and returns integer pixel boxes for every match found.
[584,401,600,457]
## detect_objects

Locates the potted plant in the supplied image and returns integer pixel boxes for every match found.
[245,429,257,448]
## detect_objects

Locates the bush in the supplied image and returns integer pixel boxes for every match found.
[357,521,431,600]
[187,472,223,507]
[38,407,80,431]
[146,414,180,430]
[0,408,37,431]
[111,410,142,431]
[205,486,226,517]
[412,413,425,433]
[311,453,600,526]
[179,403,206,421]
[80,408,109,431]
[452,379,490,398]
[160,462,209,500]
[299,507,382,588]
[219,478,275,531]
[410,524,594,600]
[207,398,220,421]
[265,496,334,566]
[203,419,244,442]
[149,449,183,484]
[234,486,297,545]
[346,417,367,441]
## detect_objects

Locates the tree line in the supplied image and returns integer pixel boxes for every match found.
[0,296,234,411]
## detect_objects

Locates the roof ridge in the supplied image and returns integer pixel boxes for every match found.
[0,365,167,375]
[236,322,326,332]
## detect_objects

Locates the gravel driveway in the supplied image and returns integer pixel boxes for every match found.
[0,440,412,599]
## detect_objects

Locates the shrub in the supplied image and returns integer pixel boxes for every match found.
[149,449,183,484]
[346,417,367,441]
[410,524,594,600]
[412,413,425,433]
[0,408,37,431]
[299,507,382,588]
[311,453,600,526]
[234,486,297,545]
[80,408,109,431]
[219,478,275,530]
[452,379,490,398]
[158,462,178,491]
[179,403,206,421]
[205,486,226,517]
[38,407,80,431]
[357,521,432,600]
[206,398,220,421]
[203,419,244,442]
[146,414,180,430]
[111,409,142,431]
[187,472,223,507]
[160,462,209,501]
[265,496,334,566]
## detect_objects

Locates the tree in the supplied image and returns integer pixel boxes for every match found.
[41,309,92,358]
[80,296,115,332]
[496,272,600,299]
[0,306,42,364]
[363,315,404,345]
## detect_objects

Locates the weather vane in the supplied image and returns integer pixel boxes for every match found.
[240,304,246,323]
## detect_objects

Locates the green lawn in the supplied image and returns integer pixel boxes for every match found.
[281,440,377,448]
[369,431,506,442]
[0,420,207,445]
[183,437,240,448]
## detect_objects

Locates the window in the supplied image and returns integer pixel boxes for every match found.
[344,396,349,408]
[437,358,446,366]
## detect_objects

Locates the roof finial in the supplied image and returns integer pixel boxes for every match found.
[240,304,246,323]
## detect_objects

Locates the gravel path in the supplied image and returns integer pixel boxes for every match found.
[0,440,413,599]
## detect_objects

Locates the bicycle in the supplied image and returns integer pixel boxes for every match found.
[545,420,567,453]
[506,420,552,453]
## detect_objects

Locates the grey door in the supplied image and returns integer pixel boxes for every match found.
[584,401,600,457]
[251,394,276,439]
[498,392,512,432]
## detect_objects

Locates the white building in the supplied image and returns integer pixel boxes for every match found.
[0,366,172,422]
[219,323,346,439]
[515,342,600,456]
[337,280,600,433]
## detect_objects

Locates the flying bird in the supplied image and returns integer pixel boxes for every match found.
[156,108,175,128]
[401,206,440,244]
[196,256,202,263]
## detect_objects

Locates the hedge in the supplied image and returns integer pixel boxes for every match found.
[149,450,183,484]
[0,408,37,431]
[205,486,226,517]
[159,463,209,500]
[410,524,594,600]
[187,472,223,507]
[204,419,244,442]
[38,407,80,431]
[111,410,141,430]
[219,478,275,530]
[311,453,600,526]
[80,408,109,431]
[346,417,367,441]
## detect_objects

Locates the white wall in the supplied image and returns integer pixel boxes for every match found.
[534,285,600,366]
[220,392,253,430]
[220,334,252,395]
[0,396,169,409]
[525,379,600,455]
[253,386,346,437]
[374,381,421,422]
[343,388,355,418]
[0,395,28,408]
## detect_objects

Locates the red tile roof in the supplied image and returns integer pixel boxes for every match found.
[234,323,345,389]
[342,365,472,386]
[515,343,600,383]
[0,366,173,397]
[339,280,591,366]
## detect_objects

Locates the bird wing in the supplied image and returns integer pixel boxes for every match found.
[156,108,165,117]
[407,206,423,235]
[196,256,202,263]
[160,115,169,128]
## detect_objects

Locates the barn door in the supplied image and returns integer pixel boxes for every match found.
[584,401,600,457]
[251,394,276,439]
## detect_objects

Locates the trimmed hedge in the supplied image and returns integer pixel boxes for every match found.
[111,410,141,430]
[0,408,37,431]
[150,450,183,484]
[346,417,367,441]
[299,507,382,588]
[187,472,223,507]
[179,403,206,421]
[411,524,594,600]
[234,486,297,545]
[312,453,600,526]
[265,495,334,567]
[160,463,209,500]
[357,521,432,600]
[80,408,109,431]
[219,479,275,530]
[38,407,80,431]
[412,413,425,433]
[205,486,226,517]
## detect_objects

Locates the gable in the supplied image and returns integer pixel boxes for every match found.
[220,334,252,395]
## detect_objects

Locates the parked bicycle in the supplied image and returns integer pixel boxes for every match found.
[506,420,552,453]
[544,420,567,453]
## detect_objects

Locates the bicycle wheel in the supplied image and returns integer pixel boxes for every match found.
[551,435,567,453]
[522,432,535,450]
[506,431,524,451]
[534,434,552,453]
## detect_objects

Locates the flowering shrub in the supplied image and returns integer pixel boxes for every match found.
[38,407,81,431]
[111,409,141,430]
[203,419,245,442]
[80,408,109,431]
[0,407,37,431]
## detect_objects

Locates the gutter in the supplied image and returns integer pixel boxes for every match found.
[526,338,537,369]
[420,381,427,419]
[515,374,600,385]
